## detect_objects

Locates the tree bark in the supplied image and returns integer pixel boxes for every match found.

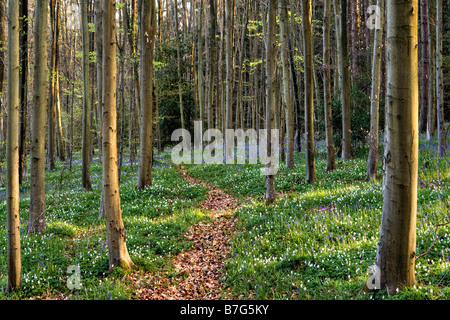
[29,0,48,234]
[435,0,446,157]
[418,0,428,133]
[82,0,92,190]
[426,0,436,140]
[137,0,156,189]
[323,0,336,172]
[102,0,134,270]
[18,0,28,186]
[302,0,316,184]
[265,0,277,203]
[374,0,419,295]
[6,0,22,292]
[366,0,384,181]
[279,0,294,169]
[338,0,353,160]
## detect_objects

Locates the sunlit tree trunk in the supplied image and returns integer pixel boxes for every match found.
[374,0,419,295]
[6,0,21,292]
[29,0,48,233]
[102,0,134,270]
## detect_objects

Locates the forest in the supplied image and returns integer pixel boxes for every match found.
[0,0,450,305]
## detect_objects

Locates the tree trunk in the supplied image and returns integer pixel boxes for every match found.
[29,0,48,234]
[19,0,29,186]
[265,0,277,203]
[102,0,134,270]
[95,0,103,162]
[426,0,436,140]
[82,0,92,190]
[0,0,5,185]
[323,0,336,172]
[302,0,316,184]
[279,0,294,169]
[338,0,353,160]
[435,0,446,157]
[208,0,217,131]
[374,0,419,295]
[6,0,21,292]
[418,0,428,133]
[175,0,185,130]
[366,0,384,181]
[137,0,156,189]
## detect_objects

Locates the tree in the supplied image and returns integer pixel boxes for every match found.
[6,0,21,292]
[279,0,295,170]
[29,0,49,233]
[265,0,277,203]
[418,0,428,133]
[102,0,134,270]
[374,0,419,295]
[0,0,5,185]
[338,0,352,160]
[426,0,436,140]
[137,0,157,189]
[435,0,446,157]
[81,0,92,190]
[302,0,316,183]
[18,0,29,185]
[322,0,335,172]
[366,0,384,181]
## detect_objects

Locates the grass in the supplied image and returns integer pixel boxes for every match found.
[0,133,449,300]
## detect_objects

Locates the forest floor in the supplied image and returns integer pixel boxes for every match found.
[0,135,450,300]
[130,166,238,299]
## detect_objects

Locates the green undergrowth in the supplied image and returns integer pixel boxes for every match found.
[187,136,450,300]
[0,152,209,299]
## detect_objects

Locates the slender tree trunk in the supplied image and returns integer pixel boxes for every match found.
[225,0,234,159]
[19,0,28,186]
[137,0,156,189]
[6,0,21,292]
[207,0,217,131]
[366,0,384,181]
[175,0,185,130]
[0,0,5,185]
[338,0,353,160]
[81,0,92,190]
[302,0,316,184]
[418,0,428,133]
[95,0,103,162]
[426,0,436,140]
[102,0,134,270]
[435,0,446,157]
[374,0,419,295]
[265,0,277,203]
[197,0,204,125]
[279,0,294,169]
[29,0,48,234]
[323,0,336,172]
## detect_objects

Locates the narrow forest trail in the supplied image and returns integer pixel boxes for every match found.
[131,165,239,300]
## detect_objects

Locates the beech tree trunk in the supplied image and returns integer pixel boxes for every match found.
[338,0,353,160]
[426,0,436,140]
[366,0,384,181]
[374,0,419,295]
[137,0,156,189]
[29,0,48,233]
[18,0,28,186]
[323,0,336,172]
[81,0,92,190]
[435,0,446,157]
[102,0,134,270]
[6,0,22,292]
[302,0,316,183]
[418,0,428,133]
[265,0,277,203]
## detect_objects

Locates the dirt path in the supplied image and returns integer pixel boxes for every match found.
[131,166,238,300]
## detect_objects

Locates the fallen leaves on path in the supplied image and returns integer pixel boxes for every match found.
[131,166,238,300]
